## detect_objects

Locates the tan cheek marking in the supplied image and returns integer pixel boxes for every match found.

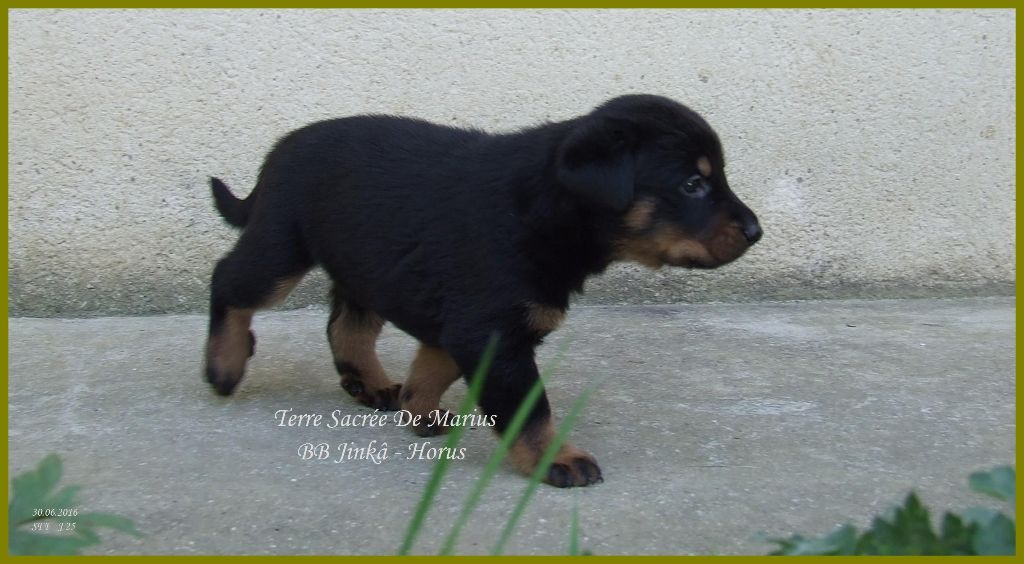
[613,225,715,268]
[623,198,656,231]
[526,303,566,333]
[612,227,670,268]
[697,156,712,177]
[649,226,711,264]
[665,237,713,263]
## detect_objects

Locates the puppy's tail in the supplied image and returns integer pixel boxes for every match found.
[210,177,252,228]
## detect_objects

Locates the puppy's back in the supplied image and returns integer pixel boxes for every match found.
[246,114,492,239]
[264,115,487,184]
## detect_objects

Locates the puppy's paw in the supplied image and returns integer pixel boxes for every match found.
[411,409,453,437]
[546,451,603,488]
[510,430,604,488]
[205,364,242,396]
[368,383,403,411]
[204,329,254,396]
[341,379,402,411]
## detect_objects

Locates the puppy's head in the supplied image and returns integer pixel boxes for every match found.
[556,94,761,269]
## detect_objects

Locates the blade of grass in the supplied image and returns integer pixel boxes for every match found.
[398,334,498,556]
[568,494,581,556]
[492,378,603,555]
[438,337,573,555]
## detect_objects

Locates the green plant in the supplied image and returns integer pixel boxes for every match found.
[399,336,599,556]
[398,334,499,555]
[567,495,593,556]
[767,466,1016,556]
[439,356,554,554]
[8,453,143,555]
[492,379,599,554]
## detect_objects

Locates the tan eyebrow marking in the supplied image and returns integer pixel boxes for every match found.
[697,156,712,177]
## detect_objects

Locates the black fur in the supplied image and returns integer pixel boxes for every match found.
[210,177,250,227]
[205,94,761,487]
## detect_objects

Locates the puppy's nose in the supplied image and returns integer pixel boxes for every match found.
[731,204,762,245]
[743,221,762,244]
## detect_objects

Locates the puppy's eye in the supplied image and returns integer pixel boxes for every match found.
[680,175,708,197]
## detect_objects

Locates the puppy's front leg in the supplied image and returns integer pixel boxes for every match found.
[451,342,603,488]
[400,344,462,437]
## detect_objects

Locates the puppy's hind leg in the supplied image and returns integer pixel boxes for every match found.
[205,231,311,395]
[328,290,402,410]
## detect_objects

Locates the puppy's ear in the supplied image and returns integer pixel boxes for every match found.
[556,117,635,212]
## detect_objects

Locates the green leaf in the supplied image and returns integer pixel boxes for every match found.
[438,377,544,553]
[37,454,64,492]
[770,524,859,555]
[961,506,1000,527]
[8,529,97,556]
[9,454,65,526]
[568,498,581,556]
[439,338,572,555]
[855,529,881,555]
[860,493,938,555]
[492,379,601,555]
[969,466,1015,502]
[73,523,102,545]
[75,512,144,538]
[816,525,856,555]
[895,493,938,553]
[398,334,499,556]
[823,524,859,555]
[8,455,143,555]
[766,534,804,556]
[936,512,976,555]
[972,513,1016,555]
[45,485,82,513]
[766,468,1018,557]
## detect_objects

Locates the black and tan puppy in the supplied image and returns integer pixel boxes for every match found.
[205,94,762,488]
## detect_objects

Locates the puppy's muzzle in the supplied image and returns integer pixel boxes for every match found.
[734,207,762,245]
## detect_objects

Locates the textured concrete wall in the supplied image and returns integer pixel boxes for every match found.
[9,9,1015,316]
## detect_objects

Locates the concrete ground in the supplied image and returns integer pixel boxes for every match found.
[7,297,1015,555]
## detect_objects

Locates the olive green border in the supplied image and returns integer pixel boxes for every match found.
[4,3,1019,560]
[1,2,1022,8]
